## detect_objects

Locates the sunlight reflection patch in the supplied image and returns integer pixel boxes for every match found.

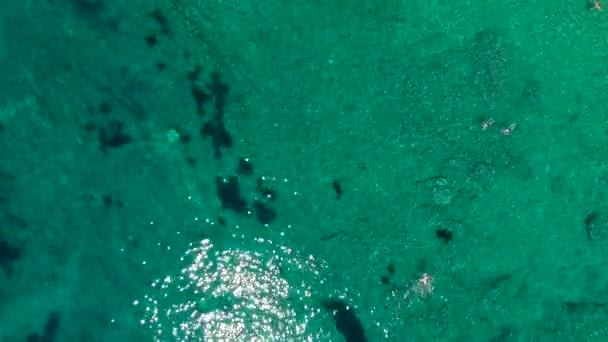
[135,238,326,341]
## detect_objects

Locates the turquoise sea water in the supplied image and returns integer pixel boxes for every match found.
[1,0,608,341]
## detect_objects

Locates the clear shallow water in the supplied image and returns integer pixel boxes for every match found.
[2,0,608,341]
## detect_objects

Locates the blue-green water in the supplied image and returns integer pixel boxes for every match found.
[1,0,607,341]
